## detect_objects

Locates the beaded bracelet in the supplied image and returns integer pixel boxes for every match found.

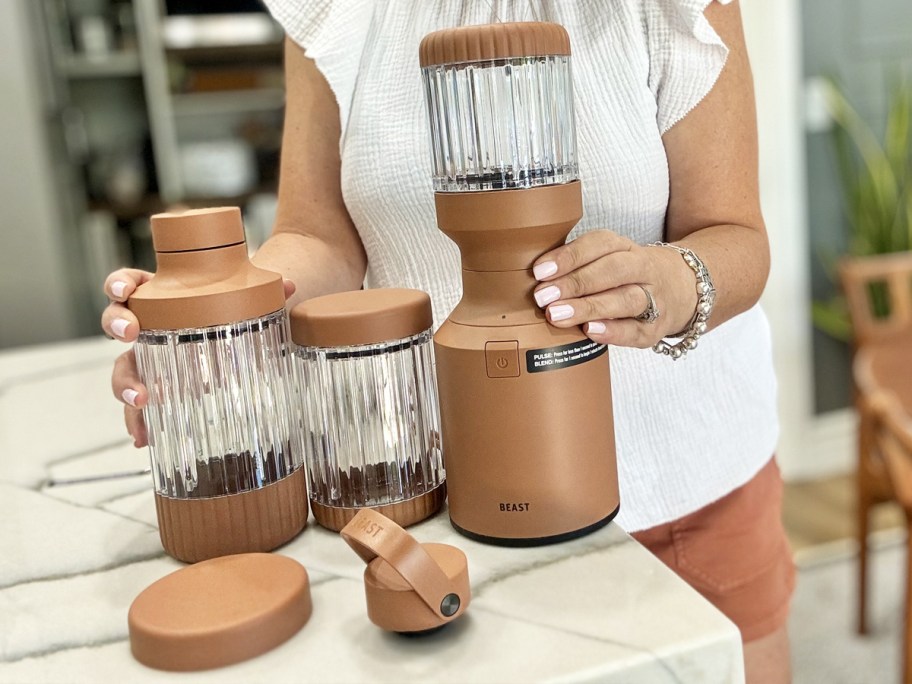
[648,242,716,360]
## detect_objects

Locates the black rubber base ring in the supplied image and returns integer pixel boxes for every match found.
[395,624,447,637]
[449,504,620,547]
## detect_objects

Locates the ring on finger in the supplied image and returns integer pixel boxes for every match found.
[633,284,659,324]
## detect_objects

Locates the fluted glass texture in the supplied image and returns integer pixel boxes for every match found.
[135,309,302,499]
[422,55,578,192]
[296,330,444,509]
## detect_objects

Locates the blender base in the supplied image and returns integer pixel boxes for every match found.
[449,504,620,547]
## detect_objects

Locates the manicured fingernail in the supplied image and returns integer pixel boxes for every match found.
[534,285,561,307]
[111,281,128,298]
[122,389,139,407]
[587,321,607,334]
[111,318,130,339]
[533,261,558,280]
[549,304,574,322]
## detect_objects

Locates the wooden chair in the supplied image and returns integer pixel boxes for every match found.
[839,251,912,682]
[875,394,912,684]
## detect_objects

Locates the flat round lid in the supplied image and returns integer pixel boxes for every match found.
[291,288,433,347]
[419,21,571,67]
[128,553,311,672]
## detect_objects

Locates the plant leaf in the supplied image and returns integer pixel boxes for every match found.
[884,77,911,183]
[811,297,853,341]
[824,79,899,245]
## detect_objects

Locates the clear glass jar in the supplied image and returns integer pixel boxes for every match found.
[136,310,301,499]
[291,290,446,531]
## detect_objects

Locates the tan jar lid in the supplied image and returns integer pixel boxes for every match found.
[419,22,571,68]
[151,207,245,252]
[129,207,285,330]
[128,553,311,672]
[291,288,433,348]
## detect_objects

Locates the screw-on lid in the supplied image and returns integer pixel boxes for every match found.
[290,288,433,348]
[129,206,285,330]
[419,21,571,67]
[128,553,311,672]
[340,509,470,633]
[150,207,246,253]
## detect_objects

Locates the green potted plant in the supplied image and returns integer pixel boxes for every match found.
[812,77,912,340]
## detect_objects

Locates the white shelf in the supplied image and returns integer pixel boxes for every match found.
[161,14,282,49]
[58,52,142,79]
[171,88,285,117]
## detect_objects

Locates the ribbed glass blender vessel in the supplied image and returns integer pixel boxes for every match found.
[129,207,307,562]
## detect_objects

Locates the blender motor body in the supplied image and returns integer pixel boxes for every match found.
[433,183,619,544]
[421,22,620,545]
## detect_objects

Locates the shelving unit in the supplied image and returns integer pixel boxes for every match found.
[36,0,284,312]
[171,88,285,116]
[57,51,142,78]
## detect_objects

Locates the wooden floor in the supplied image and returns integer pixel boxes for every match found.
[783,473,905,552]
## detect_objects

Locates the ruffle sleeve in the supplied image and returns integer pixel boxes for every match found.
[261,0,374,139]
[645,0,734,134]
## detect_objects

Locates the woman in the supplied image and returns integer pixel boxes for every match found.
[102,1,793,680]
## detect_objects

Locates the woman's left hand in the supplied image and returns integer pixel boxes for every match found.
[532,230,697,348]
[530,0,770,351]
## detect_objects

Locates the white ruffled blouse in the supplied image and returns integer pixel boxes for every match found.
[263,0,778,532]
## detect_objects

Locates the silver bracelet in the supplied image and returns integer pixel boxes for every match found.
[648,242,716,360]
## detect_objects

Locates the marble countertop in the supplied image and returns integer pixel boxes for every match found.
[0,337,744,683]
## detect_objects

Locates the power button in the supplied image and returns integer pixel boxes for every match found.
[485,341,520,378]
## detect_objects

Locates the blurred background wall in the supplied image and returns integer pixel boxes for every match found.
[0,0,83,346]
[803,0,912,417]
[0,0,282,346]
[758,0,912,480]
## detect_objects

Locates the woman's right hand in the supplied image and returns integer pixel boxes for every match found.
[102,268,153,448]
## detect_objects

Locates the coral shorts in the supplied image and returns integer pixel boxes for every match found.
[633,458,796,642]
